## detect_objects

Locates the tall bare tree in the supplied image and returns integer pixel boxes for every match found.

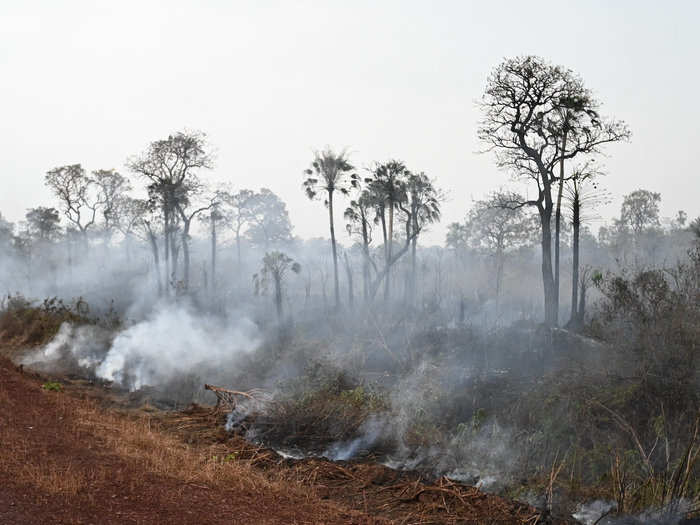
[127,130,212,295]
[45,164,103,241]
[565,163,606,327]
[345,189,378,302]
[478,55,629,325]
[303,149,355,310]
[174,187,216,291]
[92,169,132,242]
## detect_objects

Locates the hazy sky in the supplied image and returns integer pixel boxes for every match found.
[2,1,698,245]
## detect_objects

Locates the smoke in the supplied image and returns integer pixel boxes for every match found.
[30,301,260,391]
[22,321,113,370]
[323,415,390,461]
[573,500,617,524]
[573,499,695,525]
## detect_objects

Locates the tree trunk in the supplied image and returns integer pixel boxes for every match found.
[362,219,370,302]
[569,191,580,325]
[163,208,171,295]
[209,217,216,291]
[171,239,179,287]
[495,245,504,299]
[328,190,340,310]
[274,276,282,319]
[410,211,418,306]
[554,128,568,320]
[577,279,587,325]
[385,204,394,302]
[147,230,162,297]
[379,207,388,301]
[540,204,557,326]
[182,231,190,290]
[344,251,354,309]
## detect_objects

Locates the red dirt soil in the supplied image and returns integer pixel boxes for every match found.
[0,357,372,524]
[0,355,562,524]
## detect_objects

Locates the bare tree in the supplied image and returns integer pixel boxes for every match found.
[119,197,164,294]
[92,169,132,242]
[219,188,257,269]
[565,163,607,327]
[345,189,378,302]
[127,130,212,294]
[478,55,629,325]
[468,192,533,298]
[45,164,103,241]
[303,148,355,310]
[174,185,216,292]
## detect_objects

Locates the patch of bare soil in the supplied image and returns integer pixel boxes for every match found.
[0,351,570,524]
[0,356,372,524]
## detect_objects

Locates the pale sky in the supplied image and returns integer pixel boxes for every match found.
[1,1,698,245]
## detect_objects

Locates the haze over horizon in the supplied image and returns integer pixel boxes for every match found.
[2,0,698,244]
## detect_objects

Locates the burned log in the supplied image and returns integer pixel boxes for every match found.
[204,384,268,412]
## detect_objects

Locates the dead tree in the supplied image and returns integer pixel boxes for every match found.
[127,130,212,295]
[478,56,629,325]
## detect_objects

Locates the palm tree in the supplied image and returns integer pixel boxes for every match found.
[303,148,355,310]
[253,251,301,320]
[366,160,409,301]
[403,172,442,304]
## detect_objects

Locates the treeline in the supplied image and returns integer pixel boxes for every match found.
[0,55,698,327]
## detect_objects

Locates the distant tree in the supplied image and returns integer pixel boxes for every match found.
[127,130,212,293]
[303,148,355,310]
[401,172,442,303]
[345,189,378,301]
[366,160,410,301]
[200,197,228,291]
[118,197,163,293]
[478,55,629,325]
[220,188,257,268]
[25,207,61,242]
[45,164,103,240]
[565,163,606,327]
[671,210,688,230]
[467,192,532,297]
[253,251,301,319]
[174,188,216,291]
[92,169,132,241]
[619,189,662,236]
[246,188,293,249]
[445,222,469,253]
[690,217,700,240]
[0,213,14,252]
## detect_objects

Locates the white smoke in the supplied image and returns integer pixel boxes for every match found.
[573,500,617,524]
[32,301,260,391]
[572,499,694,525]
[22,321,113,369]
[323,416,389,461]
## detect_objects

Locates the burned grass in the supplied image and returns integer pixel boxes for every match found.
[0,351,562,524]
[0,356,377,524]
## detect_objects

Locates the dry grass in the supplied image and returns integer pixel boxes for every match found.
[71,402,324,502]
[19,461,108,496]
